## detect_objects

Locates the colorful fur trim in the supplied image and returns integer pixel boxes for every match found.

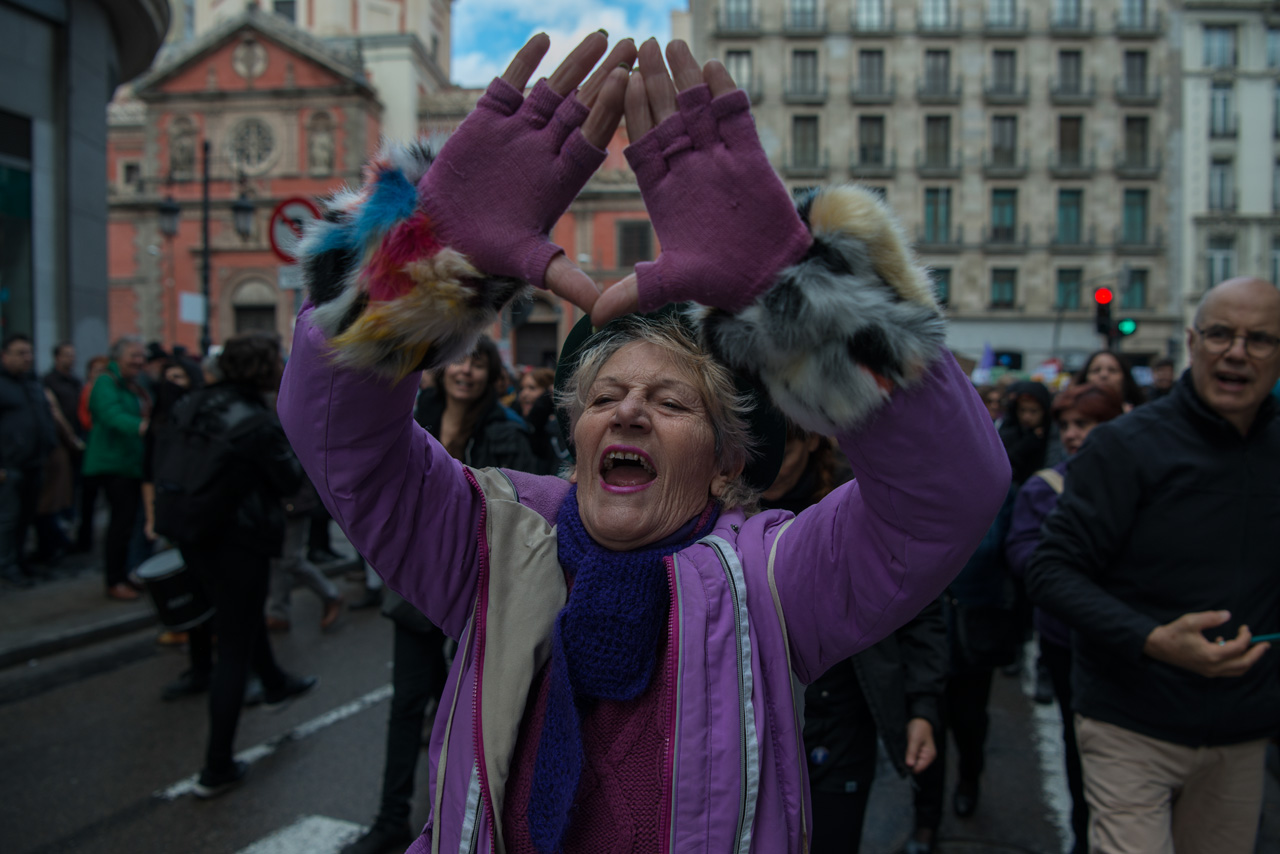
[298,139,528,379]
[693,184,946,433]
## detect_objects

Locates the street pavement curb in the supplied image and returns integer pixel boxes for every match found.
[0,557,360,672]
[0,610,158,671]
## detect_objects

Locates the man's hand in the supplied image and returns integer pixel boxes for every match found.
[1143,610,1270,678]
[904,717,937,774]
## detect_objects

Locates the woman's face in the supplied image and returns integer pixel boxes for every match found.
[1016,397,1045,431]
[116,343,146,382]
[442,353,490,406]
[163,366,190,388]
[1058,408,1100,455]
[518,374,544,414]
[984,391,1003,421]
[1085,354,1124,393]
[572,341,736,551]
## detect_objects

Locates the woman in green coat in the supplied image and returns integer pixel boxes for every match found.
[84,337,150,600]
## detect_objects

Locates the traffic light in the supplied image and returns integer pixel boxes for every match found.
[1094,287,1113,336]
[1117,318,1137,336]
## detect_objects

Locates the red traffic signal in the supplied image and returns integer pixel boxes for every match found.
[1094,287,1114,305]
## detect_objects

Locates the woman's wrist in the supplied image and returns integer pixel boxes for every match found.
[694,185,945,433]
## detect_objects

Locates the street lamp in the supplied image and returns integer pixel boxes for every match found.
[157,195,180,345]
[158,196,180,238]
[163,143,256,355]
[232,192,255,240]
[201,138,212,356]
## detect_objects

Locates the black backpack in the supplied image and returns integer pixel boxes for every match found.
[152,392,269,544]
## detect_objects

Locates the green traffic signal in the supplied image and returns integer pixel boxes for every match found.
[1117,318,1137,336]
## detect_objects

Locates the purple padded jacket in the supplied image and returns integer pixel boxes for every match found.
[278,308,1009,854]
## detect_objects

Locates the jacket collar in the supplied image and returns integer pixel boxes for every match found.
[1171,370,1277,442]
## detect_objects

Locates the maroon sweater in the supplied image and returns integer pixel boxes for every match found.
[504,628,672,852]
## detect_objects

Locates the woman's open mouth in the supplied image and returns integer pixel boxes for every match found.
[600,446,657,492]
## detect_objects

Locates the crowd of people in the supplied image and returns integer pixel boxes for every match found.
[3,28,1279,854]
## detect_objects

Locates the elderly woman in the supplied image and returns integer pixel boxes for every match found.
[279,34,1008,854]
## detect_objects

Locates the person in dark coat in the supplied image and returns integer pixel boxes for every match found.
[344,336,540,854]
[0,334,57,587]
[169,333,315,798]
[761,420,947,854]
[37,342,84,562]
[943,384,1044,820]
[1005,382,1124,854]
[1028,278,1280,853]
[992,379,1052,685]
[997,380,1051,486]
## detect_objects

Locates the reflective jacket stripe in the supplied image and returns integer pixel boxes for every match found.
[457,761,482,854]
[432,610,478,854]
[703,535,761,854]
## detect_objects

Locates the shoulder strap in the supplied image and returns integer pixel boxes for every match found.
[1033,467,1065,495]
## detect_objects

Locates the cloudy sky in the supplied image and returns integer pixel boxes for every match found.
[450,0,688,87]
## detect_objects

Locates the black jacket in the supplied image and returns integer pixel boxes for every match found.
[413,390,538,475]
[1026,373,1280,747]
[998,380,1051,485]
[43,370,83,437]
[0,368,56,471]
[803,598,947,789]
[174,383,303,557]
[765,450,947,789]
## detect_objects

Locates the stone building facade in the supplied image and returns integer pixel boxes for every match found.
[1177,3,1280,335]
[688,0,1179,370]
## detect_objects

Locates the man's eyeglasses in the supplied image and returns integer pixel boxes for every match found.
[1195,326,1280,359]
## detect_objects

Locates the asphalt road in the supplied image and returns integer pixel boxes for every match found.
[1,590,1275,854]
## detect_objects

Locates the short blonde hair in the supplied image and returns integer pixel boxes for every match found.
[556,314,760,510]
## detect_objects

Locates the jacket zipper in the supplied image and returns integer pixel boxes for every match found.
[661,554,682,854]
[462,468,497,851]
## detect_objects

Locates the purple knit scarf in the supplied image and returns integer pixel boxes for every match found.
[528,486,719,854]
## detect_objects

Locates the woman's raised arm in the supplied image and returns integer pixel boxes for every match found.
[277,33,634,635]
[611,40,1010,679]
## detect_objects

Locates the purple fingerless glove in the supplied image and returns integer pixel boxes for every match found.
[624,85,814,314]
[419,78,606,288]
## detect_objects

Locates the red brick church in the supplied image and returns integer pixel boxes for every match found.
[106,6,653,366]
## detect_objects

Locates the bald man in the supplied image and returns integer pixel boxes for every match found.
[1027,278,1280,854]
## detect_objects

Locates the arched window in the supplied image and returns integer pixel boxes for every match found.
[232,278,278,334]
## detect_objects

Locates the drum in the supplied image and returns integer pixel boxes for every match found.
[135,549,215,630]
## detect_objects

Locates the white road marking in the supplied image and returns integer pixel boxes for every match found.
[1019,639,1073,854]
[235,815,366,854]
[153,683,393,801]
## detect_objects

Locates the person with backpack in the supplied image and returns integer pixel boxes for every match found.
[140,358,214,692]
[153,332,315,798]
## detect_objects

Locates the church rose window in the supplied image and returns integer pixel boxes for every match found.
[231,118,274,173]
